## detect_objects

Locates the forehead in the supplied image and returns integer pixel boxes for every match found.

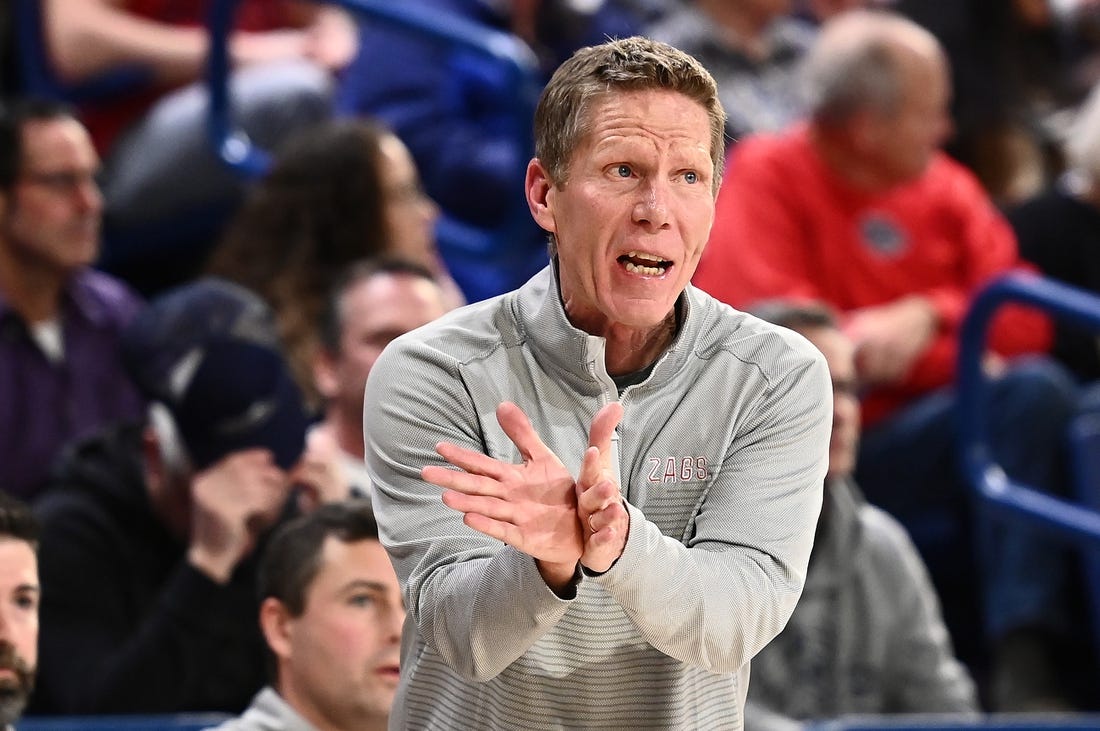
[311,536,394,586]
[0,539,38,585]
[581,89,712,156]
[21,117,98,170]
[342,273,446,320]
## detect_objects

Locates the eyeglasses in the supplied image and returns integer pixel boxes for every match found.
[17,170,100,195]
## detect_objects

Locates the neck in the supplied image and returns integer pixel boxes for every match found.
[276,683,387,731]
[0,244,66,323]
[601,310,678,377]
[321,414,364,461]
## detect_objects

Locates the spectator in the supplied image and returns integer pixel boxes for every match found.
[0,97,143,501]
[30,278,339,715]
[335,0,646,301]
[748,301,979,728]
[41,0,357,291]
[364,36,832,729]
[646,0,817,141]
[207,500,403,731]
[1011,79,1100,382]
[310,259,454,501]
[0,493,40,729]
[694,9,1085,709]
[207,118,460,410]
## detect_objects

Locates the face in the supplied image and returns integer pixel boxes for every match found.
[527,89,716,335]
[0,539,38,728]
[801,326,860,481]
[317,272,450,421]
[274,537,404,729]
[1,118,102,273]
[865,47,953,184]
[376,134,439,267]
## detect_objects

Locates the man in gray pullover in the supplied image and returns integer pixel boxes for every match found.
[747,301,980,728]
[364,35,832,729]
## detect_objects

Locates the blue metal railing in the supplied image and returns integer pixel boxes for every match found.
[956,272,1100,549]
[204,0,540,179]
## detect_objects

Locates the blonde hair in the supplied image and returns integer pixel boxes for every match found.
[534,36,727,195]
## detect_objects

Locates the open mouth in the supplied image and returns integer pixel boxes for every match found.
[618,251,672,276]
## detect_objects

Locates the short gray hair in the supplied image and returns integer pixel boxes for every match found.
[803,10,942,125]
[1066,81,1100,183]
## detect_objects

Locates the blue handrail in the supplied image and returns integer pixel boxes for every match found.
[957,271,1100,549]
[204,0,540,179]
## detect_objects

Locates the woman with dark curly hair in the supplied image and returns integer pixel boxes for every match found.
[207,118,460,408]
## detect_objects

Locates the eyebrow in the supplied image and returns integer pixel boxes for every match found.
[341,580,389,593]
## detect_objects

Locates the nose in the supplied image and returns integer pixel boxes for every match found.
[75,176,103,214]
[386,603,406,643]
[419,193,439,226]
[632,178,671,232]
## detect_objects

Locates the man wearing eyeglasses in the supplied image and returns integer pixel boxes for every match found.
[0,97,144,501]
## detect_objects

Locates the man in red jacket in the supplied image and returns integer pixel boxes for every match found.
[695,9,1088,711]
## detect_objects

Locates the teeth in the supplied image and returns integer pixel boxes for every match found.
[626,250,663,262]
[625,262,664,276]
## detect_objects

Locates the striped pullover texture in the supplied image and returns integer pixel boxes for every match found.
[364,264,831,730]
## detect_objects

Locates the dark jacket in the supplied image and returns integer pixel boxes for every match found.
[31,424,268,715]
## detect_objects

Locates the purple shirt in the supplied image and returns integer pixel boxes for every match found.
[0,269,145,500]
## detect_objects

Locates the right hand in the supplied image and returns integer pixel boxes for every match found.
[423,402,583,592]
[845,296,938,385]
[187,449,290,583]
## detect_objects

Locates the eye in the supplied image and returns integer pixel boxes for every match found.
[348,593,375,608]
[615,164,633,178]
[683,170,699,184]
[15,593,38,611]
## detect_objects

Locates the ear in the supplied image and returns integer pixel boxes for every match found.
[260,597,294,661]
[312,348,340,401]
[525,158,557,235]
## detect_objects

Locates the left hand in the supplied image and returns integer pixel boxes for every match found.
[292,427,350,513]
[576,402,628,573]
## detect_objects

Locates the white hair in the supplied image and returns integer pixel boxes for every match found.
[1065,82,1100,183]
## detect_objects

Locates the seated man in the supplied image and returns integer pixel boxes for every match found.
[310,258,454,500]
[695,9,1084,709]
[0,97,144,501]
[208,499,403,731]
[748,301,978,727]
[30,278,337,715]
[0,492,40,729]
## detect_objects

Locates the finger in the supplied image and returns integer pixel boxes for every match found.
[461,511,520,546]
[422,465,507,497]
[577,446,603,490]
[588,401,623,453]
[435,442,513,481]
[586,502,628,542]
[578,479,621,517]
[441,491,513,523]
[496,402,553,462]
